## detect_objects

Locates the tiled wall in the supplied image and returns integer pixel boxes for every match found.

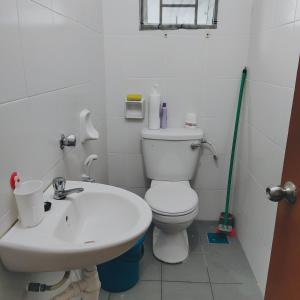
[103,0,253,219]
[233,0,300,293]
[0,0,107,298]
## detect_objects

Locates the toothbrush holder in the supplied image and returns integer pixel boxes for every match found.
[14,180,44,228]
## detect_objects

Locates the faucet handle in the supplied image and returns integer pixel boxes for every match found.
[53,177,66,192]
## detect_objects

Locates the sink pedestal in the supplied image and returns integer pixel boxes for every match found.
[52,266,100,300]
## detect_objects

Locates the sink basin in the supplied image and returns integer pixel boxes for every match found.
[0,181,152,272]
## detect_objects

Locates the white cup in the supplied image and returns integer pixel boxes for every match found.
[184,113,197,128]
[14,180,44,228]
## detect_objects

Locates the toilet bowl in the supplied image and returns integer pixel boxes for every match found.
[141,128,203,264]
[145,181,199,263]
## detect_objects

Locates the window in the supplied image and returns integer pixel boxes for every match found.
[140,0,218,30]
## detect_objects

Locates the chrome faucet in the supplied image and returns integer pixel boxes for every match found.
[52,177,84,200]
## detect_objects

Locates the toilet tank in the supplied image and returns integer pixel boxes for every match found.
[141,128,204,181]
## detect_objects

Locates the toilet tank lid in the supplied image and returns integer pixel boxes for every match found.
[141,128,204,141]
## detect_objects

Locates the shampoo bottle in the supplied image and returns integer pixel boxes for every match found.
[149,84,161,130]
[160,102,167,129]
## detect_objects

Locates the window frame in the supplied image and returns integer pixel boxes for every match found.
[140,0,219,30]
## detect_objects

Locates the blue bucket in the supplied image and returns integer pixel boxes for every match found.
[97,236,145,292]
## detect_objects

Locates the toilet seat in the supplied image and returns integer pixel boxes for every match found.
[145,182,198,217]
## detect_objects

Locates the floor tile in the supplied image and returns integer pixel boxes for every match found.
[195,221,219,236]
[144,225,154,252]
[212,283,263,300]
[187,221,203,253]
[99,288,110,300]
[109,281,161,300]
[162,252,209,283]
[202,233,243,254]
[205,245,256,284]
[162,282,213,300]
[140,250,162,281]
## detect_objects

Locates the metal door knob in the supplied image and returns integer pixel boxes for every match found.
[266,181,297,204]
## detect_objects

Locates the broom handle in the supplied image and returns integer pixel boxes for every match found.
[224,68,248,225]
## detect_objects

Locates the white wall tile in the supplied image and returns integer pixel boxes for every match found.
[52,0,103,32]
[107,153,127,187]
[126,154,146,188]
[18,0,101,95]
[103,0,139,35]
[0,0,27,103]
[123,187,146,198]
[296,0,300,20]
[164,36,206,79]
[107,117,145,154]
[274,0,297,26]
[203,35,249,79]
[235,210,273,293]
[202,79,240,117]
[196,189,226,220]
[250,0,275,33]
[193,153,230,190]
[108,153,146,188]
[248,125,285,188]
[248,81,294,148]
[217,0,253,35]
[32,0,52,8]
[294,20,300,55]
[234,0,300,294]
[248,24,298,87]
[202,116,235,155]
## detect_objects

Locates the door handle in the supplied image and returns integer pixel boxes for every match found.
[266,182,297,205]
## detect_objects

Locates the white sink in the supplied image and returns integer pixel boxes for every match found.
[0,181,152,272]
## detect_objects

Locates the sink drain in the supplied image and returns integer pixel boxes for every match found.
[84,240,95,244]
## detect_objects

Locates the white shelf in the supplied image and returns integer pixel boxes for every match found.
[125,99,145,119]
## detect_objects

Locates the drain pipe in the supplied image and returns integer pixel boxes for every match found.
[51,266,100,300]
[27,271,71,293]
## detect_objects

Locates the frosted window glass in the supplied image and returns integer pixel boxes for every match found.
[144,0,160,24]
[197,0,215,25]
[141,0,218,29]
[162,7,195,25]
[163,0,196,4]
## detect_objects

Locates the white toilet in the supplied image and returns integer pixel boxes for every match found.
[141,128,203,263]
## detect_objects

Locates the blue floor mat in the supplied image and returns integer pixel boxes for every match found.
[207,232,229,244]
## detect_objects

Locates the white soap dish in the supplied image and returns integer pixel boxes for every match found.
[125,99,145,119]
[80,109,99,143]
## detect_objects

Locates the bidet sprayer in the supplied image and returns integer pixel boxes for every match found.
[81,154,98,183]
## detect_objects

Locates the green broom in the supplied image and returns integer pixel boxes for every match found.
[217,67,248,236]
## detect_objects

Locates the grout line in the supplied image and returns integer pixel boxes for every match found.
[27,81,92,98]
[162,280,210,284]
[15,0,30,99]
[30,0,103,35]
[0,81,92,107]
[249,78,295,90]
[160,262,163,300]
[247,121,288,152]
[140,279,162,282]
[211,282,243,285]
[206,267,215,300]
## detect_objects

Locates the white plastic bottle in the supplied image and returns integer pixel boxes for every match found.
[148,84,161,130]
